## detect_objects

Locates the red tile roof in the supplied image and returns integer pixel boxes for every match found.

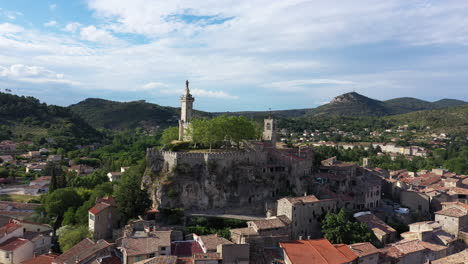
[280,239,357,264]
[0,237,30,251]
[171,241,203,257]
[0,223,22,238]
[348,242,380,257]
[22,253,59,264]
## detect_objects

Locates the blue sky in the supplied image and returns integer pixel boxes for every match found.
[0,0,467,111]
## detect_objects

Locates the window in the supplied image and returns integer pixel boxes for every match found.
[149,253,155,258]
[161,247,166,250]
[89,214,95,221]
[266,123,271,130]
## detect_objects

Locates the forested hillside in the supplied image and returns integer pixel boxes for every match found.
[69,98,211,130]
[0,92,102,148]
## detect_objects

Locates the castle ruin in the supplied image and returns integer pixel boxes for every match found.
[143,82,315,214]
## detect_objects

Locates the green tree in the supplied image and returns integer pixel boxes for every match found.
[321,209,378,246]
[58,225,90,252]
[43,188,83,229]
[115,166,151,222]
[161,126,179,144]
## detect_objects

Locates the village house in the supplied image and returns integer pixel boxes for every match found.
[0,155,14,164]
[25,162,47,173]
[68,164,95,175]
[52,238,116,264]
[107,171,122,182]
[280,238,357,264]
[120,231,172,264]
[434,202,468,238]
[0,202,41,220]
[46,155,62,162]
[277,195,337,239]
[230,215,290,257]
[355,212,397,246]
[379,238,449,264]
[88,196,120,240]
[0,237,34,264]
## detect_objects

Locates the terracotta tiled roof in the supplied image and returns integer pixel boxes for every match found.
[355,213,396,237]
[432,249,468,264]
[435,207,467,218]
[171,241,203,257]
[284,195,320,204]
[134,256,178,264]
[348,242,380,257]
[0,237,30,251]
[280,239,357,264]
[22,253,59,264]
[0,223,22,238]
[198,234,232,252]
[121,231,172,256]
[250,215,291,231]
[89,203,111,215]
[0,201,41,211]
[230,227,258,236]
[54,238,112,264]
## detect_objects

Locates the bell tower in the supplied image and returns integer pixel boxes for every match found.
[263,113,277,147]
[179,80,195,141]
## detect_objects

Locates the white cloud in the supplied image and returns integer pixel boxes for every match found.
[80,25,119,44]
[191,89,239,99]
[64,22,82,32]
[0,23,23,34]
[142,82,169,89]
[0,64,79,85]
[266,79,354,92]
[44,21,57,27]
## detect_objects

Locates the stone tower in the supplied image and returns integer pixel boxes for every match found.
[179,80,195,141]
[262,116,277,147]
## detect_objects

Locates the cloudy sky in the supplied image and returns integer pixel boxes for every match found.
[0,0,467,111]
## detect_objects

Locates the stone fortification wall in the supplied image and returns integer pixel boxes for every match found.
[146,148,260,170]
[143,146,313,213]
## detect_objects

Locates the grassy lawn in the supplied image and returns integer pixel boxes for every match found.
[0,194,39,203]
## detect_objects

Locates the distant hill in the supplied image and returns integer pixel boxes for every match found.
[68,98,211,130]
[387,104,468,134]
[220,92,467,118]
[0,92,102,148]
[68,92,467,130]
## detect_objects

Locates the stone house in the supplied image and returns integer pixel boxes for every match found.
[0,237,34,264]
[120,231,172,264]
[432,249,468,264]
[277,195,337,239]
[230,215,290,259]
[379,239,448,264]
[88,196,120,240]
[434,202,468,237]
[355,212,397,246]
[348,242,380,264]
[193,234,233,253]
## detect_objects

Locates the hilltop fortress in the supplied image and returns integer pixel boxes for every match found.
[142,82,314,214]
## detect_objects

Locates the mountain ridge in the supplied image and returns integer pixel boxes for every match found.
[66,92,467,129]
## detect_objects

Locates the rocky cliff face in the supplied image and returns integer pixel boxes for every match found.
[142,148,312,214]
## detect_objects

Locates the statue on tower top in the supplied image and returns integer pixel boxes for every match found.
[185,80,190,94]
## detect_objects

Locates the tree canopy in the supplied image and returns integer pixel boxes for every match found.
[189,115,259,148]
[321,209,378,246]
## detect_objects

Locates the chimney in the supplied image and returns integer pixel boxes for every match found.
[307,236,311,240]
[298,236,303,240]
